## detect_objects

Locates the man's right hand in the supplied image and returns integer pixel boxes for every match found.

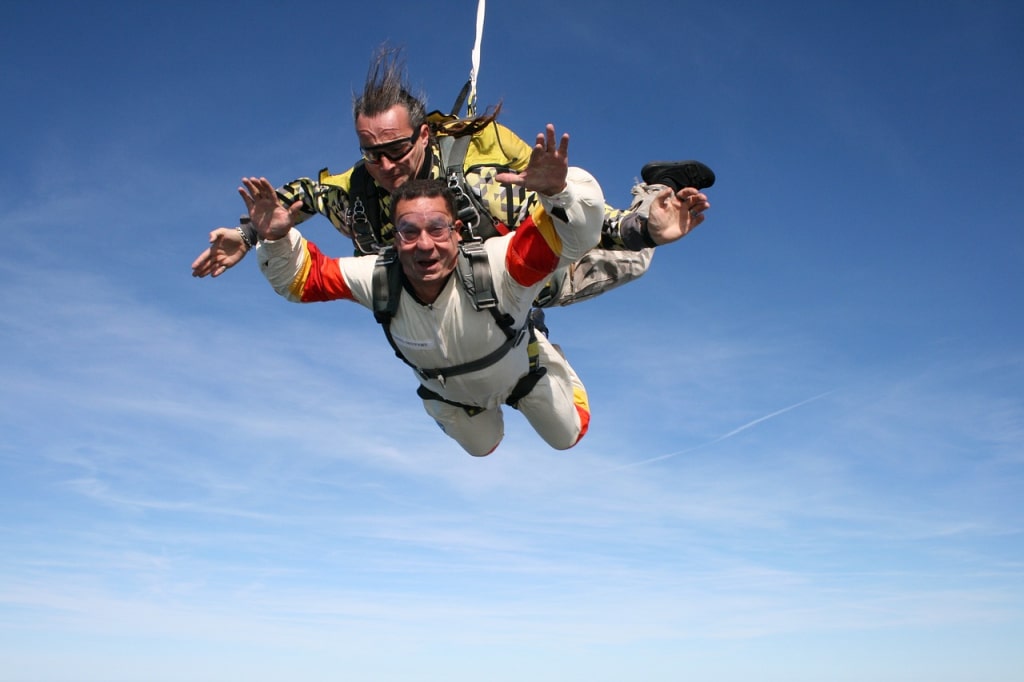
[239,177,301,241]
[191,227,249,278]
[494,124,569,196]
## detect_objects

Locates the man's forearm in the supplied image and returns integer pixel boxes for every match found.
[537,167,605,262]
[256,229,307,302]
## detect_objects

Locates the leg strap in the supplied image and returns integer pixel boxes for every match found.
[415,321,547,414]
[416,384,487,417]
[505,322,547,409]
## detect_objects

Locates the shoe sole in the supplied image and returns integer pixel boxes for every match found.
[641,160,716,190]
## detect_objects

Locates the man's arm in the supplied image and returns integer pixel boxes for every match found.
[190,174,352,278]
[190,225,252,278]
[256,229,376,307]
[600,161,715,250]
[495,125,605,286]
[242,176,375,306]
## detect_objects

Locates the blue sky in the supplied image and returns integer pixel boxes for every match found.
[1,1,1022,680]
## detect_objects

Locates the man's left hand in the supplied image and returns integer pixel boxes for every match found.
[646,187,711,245]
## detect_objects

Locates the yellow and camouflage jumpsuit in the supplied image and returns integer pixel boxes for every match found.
[264,119,653,307]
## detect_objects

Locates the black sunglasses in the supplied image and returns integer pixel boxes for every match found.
[360,128,422,164]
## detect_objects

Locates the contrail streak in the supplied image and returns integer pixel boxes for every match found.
[604,389,837,472]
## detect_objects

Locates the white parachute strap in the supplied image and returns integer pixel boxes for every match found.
[467,0,486,117]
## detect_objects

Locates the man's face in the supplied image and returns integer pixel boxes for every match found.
[394,196,461,296]
[355,105,430,193]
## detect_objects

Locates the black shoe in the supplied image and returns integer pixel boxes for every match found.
[640,160,716,191]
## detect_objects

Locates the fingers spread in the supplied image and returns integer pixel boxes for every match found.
[545,124,557,149]
[557,132,569,156]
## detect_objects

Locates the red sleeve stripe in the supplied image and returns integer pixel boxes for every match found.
[299,240,353,302]
[505,214,561,286]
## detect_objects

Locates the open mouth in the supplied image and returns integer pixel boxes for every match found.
[414,256,440,271]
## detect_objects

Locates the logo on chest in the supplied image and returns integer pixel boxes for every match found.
[391,332,437,351]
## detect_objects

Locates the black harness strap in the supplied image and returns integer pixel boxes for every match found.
[346,162,384,255]
[416,322,547,415]
[449,80,472,117]
[439,135,502,242]
[455,240,502,317]
[372,243,544,405]
[413,323,526,385]
[416,384,487,416]
[503,323,547,409]
[371,246,402,325]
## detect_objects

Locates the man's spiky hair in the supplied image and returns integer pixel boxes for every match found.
[352,45,427,130]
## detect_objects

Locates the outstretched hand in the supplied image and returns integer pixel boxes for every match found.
[238,177,302,242]
[494,124,569,196]
[191,227,248,278]
[645,187,711,245]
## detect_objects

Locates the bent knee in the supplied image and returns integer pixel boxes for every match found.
[465,439,502,457]
[547,425,588,451]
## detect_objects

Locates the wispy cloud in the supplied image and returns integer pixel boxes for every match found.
[602,389,839,471]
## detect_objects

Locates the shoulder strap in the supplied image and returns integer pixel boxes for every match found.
[348,162,384,254]
[455,240,496,310]
[372,243,523,385]
[456,241,517,340]
[438,135,501,241]
[450,80,472,117]
[372,247,406,363]
[371,246,400,324]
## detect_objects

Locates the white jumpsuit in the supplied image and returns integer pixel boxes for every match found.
[258,167,605,455]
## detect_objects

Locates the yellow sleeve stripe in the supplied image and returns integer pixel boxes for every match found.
[287,237,313,301]
[529,201,563,257]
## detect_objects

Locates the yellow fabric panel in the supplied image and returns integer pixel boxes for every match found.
[287,238,313,302]
[527,200,563,257]
[573,383,590,414]
[318,166,355,190]
[464,122,533,171]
